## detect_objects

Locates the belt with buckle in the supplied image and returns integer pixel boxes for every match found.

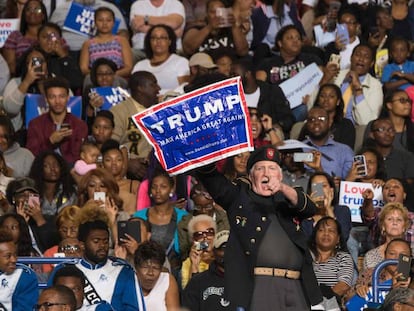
[254,267,301,280]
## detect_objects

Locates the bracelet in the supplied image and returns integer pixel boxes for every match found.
[265,128,276,134]
[144,15,149,26]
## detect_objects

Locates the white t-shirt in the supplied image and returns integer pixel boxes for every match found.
[144,272,170,311]
[130,0,185,50]
[132,53,189,94]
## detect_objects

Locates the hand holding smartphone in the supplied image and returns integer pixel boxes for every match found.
[353,155,368,177]
[397,254,412,282]
[28,193,40,208]
[117,221,141,245]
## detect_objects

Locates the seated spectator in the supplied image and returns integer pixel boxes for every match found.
[301,107,354,179]
[256,25,323,121]
[214,53,233,77]
[2,0,48,76]
[324,10,361,70]
[79,7,132,79]
[2,47,51,134]
[304,172,352,242]
[326,43,383,126]
[309,217,354,303]
[377,90,414,153]
[26,77,88,165]
[37,22,83,92]
[0,55,10,96]
[50,0,128,55]
[110,71,160,180]
[363,202,409,270]
[73,141,100,176]
[133,169,188,276]
[0,116,34,178]
[381,288,414,311]
[42,205,81,273]
[29,151,77,217]
[182,0,249,59]
[178,183,229,259]
[298,83,356,149]
[250,0,303,61]
[51,265,114,311]
[101,139,140,215]
[182,230,231,310]
[130,0,185,57]
[365,117,414,180]
[83,61,127,132]
[132,24,189,96]
[181,214,216,289]
[346,238,411,303]
[0,230,39,310]
[134,240,180,310]
[231,58,295,136]
[36,285,77,311]
[182,52,218,93]
[88,110,115,149]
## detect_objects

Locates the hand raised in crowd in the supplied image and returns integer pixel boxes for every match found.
[48,36,68,58]
[119,233,139,256]
[189,243,203,273]
[362,188,374,200]
[323,62,340,83]
[88,92,105,109]
[371,179,385,189]
[392,273,411,289]
[305,150,323,171]
[260,114,273,132]
[16,201,30,223]
[23,60,45,86]
[346,160,363,181]
[49,127,72,145]
[335,33,347,51]
[172,198,187,209]
[104,197,118,225]
[25,198,46,226]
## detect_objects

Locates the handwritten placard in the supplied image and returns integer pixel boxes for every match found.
[132,77,254,175]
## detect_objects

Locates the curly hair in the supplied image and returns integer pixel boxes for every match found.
[134,240,166,267]
[76,200,110,227]
[77,168,123,209]
[56,205,81,228]
[29,151,76,202]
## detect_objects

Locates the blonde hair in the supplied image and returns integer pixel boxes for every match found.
[76,200,110,227]
[56,205,81,227]
[379,202,410,233]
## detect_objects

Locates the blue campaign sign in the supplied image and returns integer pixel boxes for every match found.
[90,87,126,110]
[63,2,120,37]
[132,77,254,175]
[25,94,82,128]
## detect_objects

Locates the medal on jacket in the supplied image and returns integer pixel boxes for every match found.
[293,217,300,231]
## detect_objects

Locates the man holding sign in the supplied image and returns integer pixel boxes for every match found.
[195,146,323,310]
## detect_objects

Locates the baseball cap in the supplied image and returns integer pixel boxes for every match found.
[213,230,230,248]
[189,53,217,69]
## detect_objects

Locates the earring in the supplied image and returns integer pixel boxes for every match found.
[149,193,153,198]
[169,192,174,198]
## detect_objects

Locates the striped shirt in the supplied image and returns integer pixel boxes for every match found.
[312,251,354,287]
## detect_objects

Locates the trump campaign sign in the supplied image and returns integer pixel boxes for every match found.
[132,77,254,175]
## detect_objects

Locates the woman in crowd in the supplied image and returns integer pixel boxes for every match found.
[178,183,229,259]
[79,7,132,79]
[346,238,411,301]
[0,115,34,178]
[88,110,115,149]
[181,214,216,289]
[37,22,82,92]
[182,0,249,59]
[2,46,50,134]
[43,205,81,272]
[304,172,352,242]
[132,24,189,96]
[2,0,48,76]
[221,151,249,181]
[299,83,355,149]
[29,151,77,217]
[249,107,283,148]
[83,58,127,132]
[101,139,139,216]
[134,240,180,311]
[363,202,409,270]
[134,169,188,276]
[309,217,354,302]
[346,146,386,185]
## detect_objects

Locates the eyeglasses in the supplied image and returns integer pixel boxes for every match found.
[150,36,169,41]
[25,7,42,13]
[58,245,81,253]
[33,302,68,310]
[391,97,412,104]
[306,116,328,123]
[193,228,215,241]
[372,127,395,134]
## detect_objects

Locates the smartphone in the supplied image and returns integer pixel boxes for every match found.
[32,57,43,73]
[117,221,141,245]
[329,54,341,67]
[28,193,40,208]
[397,254,412,282]
[337,24,350,45]
[312,182,325,198]
[293,152,314,162]
[216,7,232,28]
[354,155,368,177]
[61,123,71,130]
[326,1,341,32]
[94,191,106,202]
[194,241,209,251]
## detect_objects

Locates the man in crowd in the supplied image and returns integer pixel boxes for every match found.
[111,71,160,180]
[195,146,323,310]
[36,285,77,311]
[26,77,88,165]
[0,230,39,310]
[302,106,354,179]
[49,220,145,310]
[182,230,231,310]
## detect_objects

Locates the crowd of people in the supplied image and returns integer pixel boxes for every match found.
[1,0,414,310]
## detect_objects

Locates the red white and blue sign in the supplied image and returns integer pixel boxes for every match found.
[132,77,254,175]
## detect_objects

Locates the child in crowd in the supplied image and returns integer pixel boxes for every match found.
[74,142,100,176]
[381,37,414,92]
